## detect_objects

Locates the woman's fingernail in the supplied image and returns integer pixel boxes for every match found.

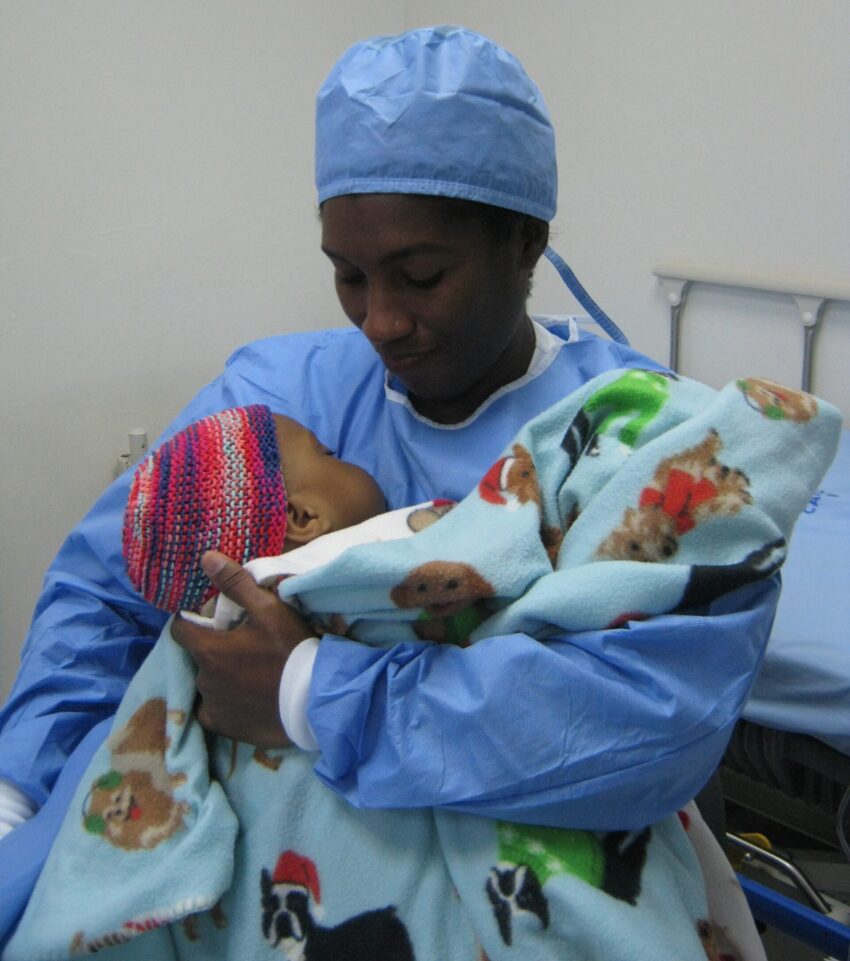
[201,551,227,575]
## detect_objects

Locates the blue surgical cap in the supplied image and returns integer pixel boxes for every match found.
[315,25,557,221]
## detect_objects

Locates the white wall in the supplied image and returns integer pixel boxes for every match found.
[2,1,848,700]
[0,1,405,698]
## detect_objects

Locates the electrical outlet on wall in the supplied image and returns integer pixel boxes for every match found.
[115,429,148,478]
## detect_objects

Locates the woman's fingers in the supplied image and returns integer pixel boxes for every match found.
[201,550,265,611]
[170,551,314,746]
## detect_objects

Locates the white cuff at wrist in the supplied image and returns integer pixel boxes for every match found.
[279,637,320,751]
[0,778,38,839]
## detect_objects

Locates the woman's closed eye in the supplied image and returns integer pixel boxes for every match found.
[401,270,444,290]
[335,269,443,290]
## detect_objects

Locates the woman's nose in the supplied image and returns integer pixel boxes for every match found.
[360,286,414,344]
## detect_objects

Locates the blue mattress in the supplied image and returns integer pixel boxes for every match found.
[743,429,850,755]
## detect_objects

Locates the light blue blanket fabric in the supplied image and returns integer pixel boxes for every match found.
[1,634,715,961]
[5,369,841,961]
[283,370,839,645]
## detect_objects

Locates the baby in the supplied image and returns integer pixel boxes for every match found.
[123,404,389,614]
[121,404,447,758]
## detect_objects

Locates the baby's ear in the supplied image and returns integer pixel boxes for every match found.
[285,496,332,548]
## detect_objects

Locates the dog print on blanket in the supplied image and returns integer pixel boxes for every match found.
[260,850,416,960]
[596,430,752,563]
[390,560,494,645]
[478,443,540,508]
[82,697,189,851]
[736,376,818,422]
[478,443,564,564]
[405,499,456,532]
[485,823,651,946]
[581,368,673,448]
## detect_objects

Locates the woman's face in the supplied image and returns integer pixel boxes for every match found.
[321,194,546,424]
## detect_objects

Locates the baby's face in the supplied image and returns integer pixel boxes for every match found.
[273,416,387,533]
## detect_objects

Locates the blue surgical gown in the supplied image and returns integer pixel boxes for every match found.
[0,319,778,833]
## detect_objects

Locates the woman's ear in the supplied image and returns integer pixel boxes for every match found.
[284,496,332,549]
[519,217,550,270]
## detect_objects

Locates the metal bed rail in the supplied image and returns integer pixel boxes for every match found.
[728,833,850,958]
[653,264,850,392]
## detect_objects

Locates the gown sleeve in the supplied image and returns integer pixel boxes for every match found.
[306,575,779,829]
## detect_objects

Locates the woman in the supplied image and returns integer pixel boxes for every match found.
[0,26,777,953]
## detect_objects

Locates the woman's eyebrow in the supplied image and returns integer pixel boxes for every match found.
[321,242,451,266]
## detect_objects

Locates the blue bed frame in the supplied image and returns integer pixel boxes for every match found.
[739,874,850,959]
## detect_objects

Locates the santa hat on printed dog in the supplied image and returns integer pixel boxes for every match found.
[272,850,322,911]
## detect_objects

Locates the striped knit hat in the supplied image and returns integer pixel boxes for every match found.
[123,405,288,612]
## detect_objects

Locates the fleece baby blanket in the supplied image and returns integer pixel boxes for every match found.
[279,370,839,646]
[5,369,841,961]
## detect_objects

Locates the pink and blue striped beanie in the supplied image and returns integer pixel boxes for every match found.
[123,405,288,612]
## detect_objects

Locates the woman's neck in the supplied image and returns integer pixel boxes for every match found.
[410,316,536,425]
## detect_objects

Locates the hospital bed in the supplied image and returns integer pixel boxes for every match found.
[726,426,850,959]
[653,266,850,958]
[726,424,849,847]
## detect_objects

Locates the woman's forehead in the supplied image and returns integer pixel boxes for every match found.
[321,195,488,267]
[323,195,463,242]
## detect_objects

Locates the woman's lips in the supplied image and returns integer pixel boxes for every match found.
[381,349,432,376]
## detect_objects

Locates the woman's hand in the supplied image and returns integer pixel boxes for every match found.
[170,551,313,748]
